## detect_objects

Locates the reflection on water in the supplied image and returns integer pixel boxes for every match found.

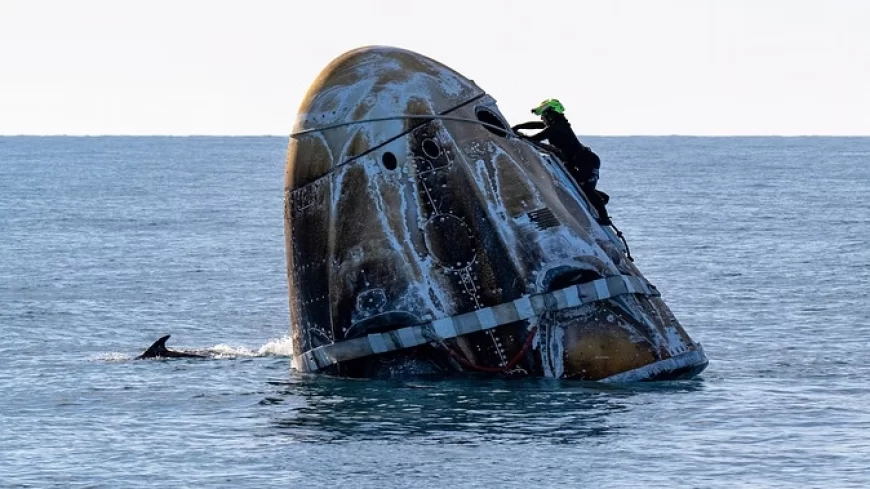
[265,375,704,445]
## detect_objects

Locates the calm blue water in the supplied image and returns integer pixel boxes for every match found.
[1,136,868,488]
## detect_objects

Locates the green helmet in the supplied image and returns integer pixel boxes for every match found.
[531,98,565,116]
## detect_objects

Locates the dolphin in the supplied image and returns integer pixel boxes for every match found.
[136,334,207,360]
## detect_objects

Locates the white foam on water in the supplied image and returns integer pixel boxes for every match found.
[95,352,132,362]
[207,344,258,358]
[256,335,295,357]
[206,335,295,359]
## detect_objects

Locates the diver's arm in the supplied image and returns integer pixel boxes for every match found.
[525,126,551,142]
[512,121,546,131]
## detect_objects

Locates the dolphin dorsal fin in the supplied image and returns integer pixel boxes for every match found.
[137,334,172,359]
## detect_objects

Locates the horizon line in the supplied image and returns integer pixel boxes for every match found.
[2,133,870,138]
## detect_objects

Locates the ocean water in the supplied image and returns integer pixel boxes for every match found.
[1,136,868,488]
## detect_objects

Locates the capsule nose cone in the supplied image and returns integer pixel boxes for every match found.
[286,46,485,190]
[295,45,483,128]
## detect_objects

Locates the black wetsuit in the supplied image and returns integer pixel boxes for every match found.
[512,114,610,223]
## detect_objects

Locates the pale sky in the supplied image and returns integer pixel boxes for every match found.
[1,0,868,135]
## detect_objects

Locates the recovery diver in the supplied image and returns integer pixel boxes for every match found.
[512,99,611,225]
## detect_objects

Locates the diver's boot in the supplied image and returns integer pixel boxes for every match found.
[595,204,612,226]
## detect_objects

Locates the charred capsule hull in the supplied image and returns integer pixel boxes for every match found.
[284,46,707,380]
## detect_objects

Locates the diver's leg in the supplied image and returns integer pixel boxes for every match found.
[581,172,610,225]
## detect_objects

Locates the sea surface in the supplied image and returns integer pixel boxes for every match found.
[1,136,868,488]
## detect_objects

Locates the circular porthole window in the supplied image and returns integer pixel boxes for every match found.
[381,152,398,170]
[421,138,441,159]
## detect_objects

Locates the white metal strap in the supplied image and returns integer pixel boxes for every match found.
[299,274,660,372]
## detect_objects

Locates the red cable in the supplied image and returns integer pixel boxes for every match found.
[447,326,538,373]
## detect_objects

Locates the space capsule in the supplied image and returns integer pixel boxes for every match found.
[283,46,707,381]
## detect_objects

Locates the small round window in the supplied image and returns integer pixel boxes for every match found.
[475,107,509,137]
[421,138,441,159]
[382,152,398,170]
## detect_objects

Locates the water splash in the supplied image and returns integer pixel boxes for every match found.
[208,335,295,359]
[256,335,295,357]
